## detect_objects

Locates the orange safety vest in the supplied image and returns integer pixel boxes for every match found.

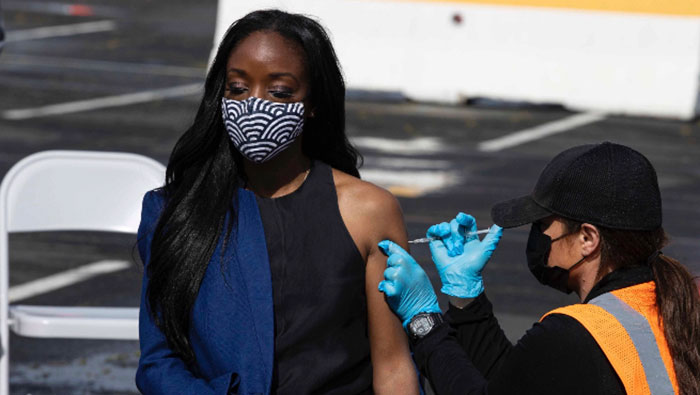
[541,281,679,395]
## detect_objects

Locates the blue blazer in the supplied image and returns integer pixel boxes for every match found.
[136,189,274,394]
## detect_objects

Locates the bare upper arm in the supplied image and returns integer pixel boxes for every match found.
[332,169,408,257]
[333,169,419,394]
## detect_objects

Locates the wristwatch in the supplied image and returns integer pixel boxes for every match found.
[407,313,444,342]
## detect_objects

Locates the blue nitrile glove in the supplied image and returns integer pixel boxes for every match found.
[377,240,441,328]
[427,213,503,298]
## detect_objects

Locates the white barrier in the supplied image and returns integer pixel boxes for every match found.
[212,1,700,120]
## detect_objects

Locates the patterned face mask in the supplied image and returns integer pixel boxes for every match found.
[221,96,305,164]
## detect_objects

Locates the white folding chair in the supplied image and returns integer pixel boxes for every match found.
[0,150,165,395]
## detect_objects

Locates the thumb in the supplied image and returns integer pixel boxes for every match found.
[379,239,411,260]
[378,280,398,297]
[481,225,503,254]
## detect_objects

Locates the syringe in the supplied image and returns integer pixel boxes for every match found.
[408,229,490,244]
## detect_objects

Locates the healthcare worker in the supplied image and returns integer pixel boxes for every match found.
[378,142,700,395]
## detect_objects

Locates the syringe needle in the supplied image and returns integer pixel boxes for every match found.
[408,228,490,244]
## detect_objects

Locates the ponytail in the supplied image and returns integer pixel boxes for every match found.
[562,219,700,394]
[650,254,700,395]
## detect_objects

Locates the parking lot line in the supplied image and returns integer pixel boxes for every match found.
[6,20,117,42]
[8,260,131,303]
[1,83,202,120]
[352,136,446,155]
[0,54,206,78]
[361,168,459,197]
[477,112,606,152]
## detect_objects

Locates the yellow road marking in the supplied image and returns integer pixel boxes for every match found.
[388,185,425,198]
[380,0,700,17]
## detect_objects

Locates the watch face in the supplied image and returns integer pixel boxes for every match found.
[413,317,433,336]
[409,313,443,340]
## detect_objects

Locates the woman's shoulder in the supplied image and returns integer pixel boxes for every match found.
[521,312,601,356]
[138,189,167,234]
[142,188,166,212]
[137,189,166,263]
[331,168,402,221]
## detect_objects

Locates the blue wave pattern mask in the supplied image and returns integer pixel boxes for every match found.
[221,97,306,163]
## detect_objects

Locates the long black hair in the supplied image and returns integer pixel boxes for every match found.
[145,9,362,364]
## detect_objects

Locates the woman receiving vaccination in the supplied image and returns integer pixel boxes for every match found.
[379,142,700,394]
[136,10,419,394]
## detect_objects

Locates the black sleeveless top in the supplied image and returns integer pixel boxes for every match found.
[255,161,373,394]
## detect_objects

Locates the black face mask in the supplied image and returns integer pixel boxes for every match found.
[525,224,585,294]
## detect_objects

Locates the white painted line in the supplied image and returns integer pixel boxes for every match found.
[1,83,202,120]
[363,156,451,169]
[361,168,459,197]
[352,136,446,155]
[477,112,606,152]
[6,20,117,42]
[0,54,206,78]
[8,260,131,303]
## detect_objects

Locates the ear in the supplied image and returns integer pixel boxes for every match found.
[578,223,600,257]
[303,98,315,119]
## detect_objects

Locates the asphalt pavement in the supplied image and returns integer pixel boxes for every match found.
[1,0,699,393]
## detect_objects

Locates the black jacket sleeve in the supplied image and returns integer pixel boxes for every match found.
[413,323,488,395]
[444,293,513,379]
[412,293,625,395]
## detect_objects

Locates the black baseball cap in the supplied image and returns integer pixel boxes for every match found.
[491,142,662,230]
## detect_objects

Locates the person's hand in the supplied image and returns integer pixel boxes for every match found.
[377,240,441,327]
[428,213,503,298]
